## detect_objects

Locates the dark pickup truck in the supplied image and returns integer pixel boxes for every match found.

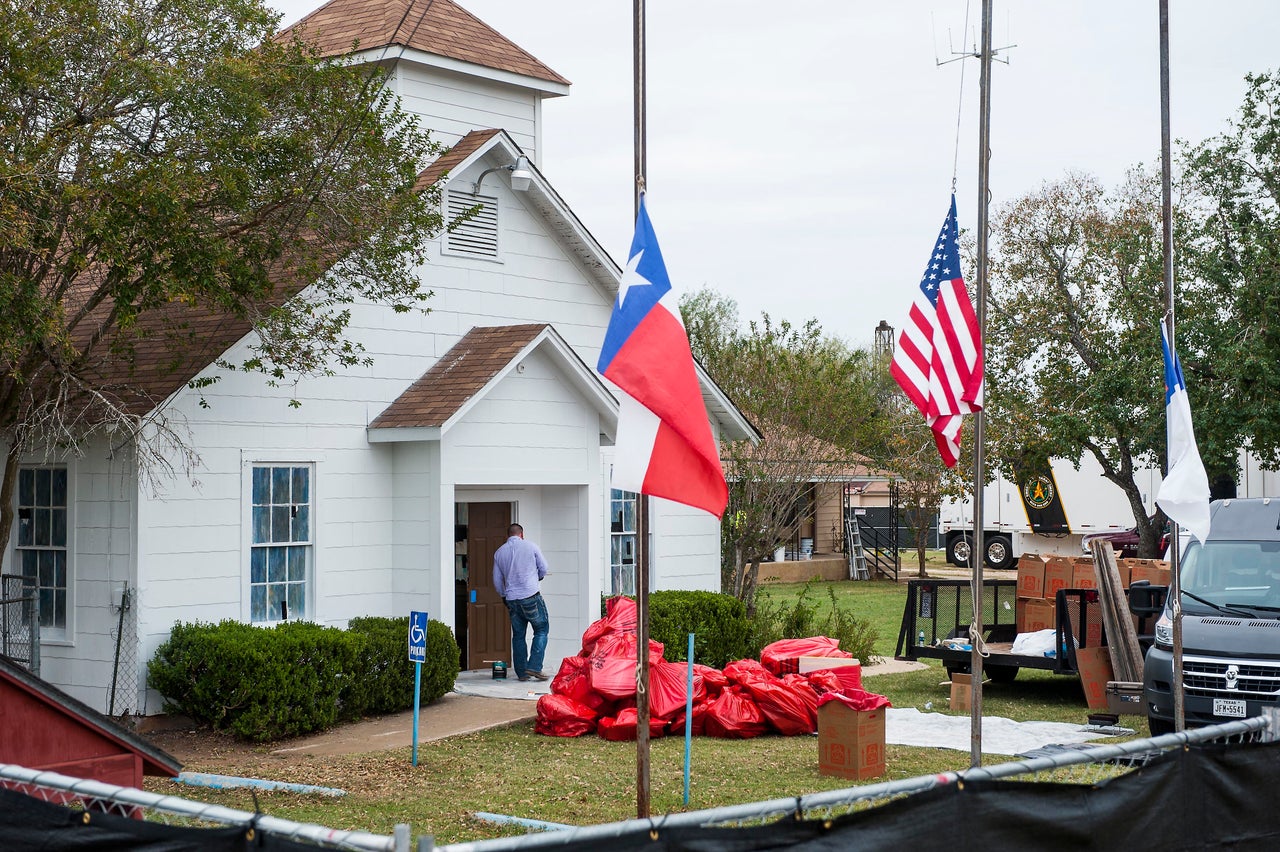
[895,578,1113,681]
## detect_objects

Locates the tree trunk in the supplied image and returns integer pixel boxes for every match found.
[0,444,19,560]
[917,542,929,578]
[742,560,761,618]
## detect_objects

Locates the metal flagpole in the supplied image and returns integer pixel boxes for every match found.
[969,0,994,769]
[1157,0,1185,733]
[633,0,652,820]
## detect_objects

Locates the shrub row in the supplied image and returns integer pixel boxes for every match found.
[148,617,459,742]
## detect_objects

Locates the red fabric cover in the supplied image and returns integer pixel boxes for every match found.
[597,707,668,742]
[703,687,768,739]
[649,659,696,719]
[817,688,892,712]
[579,595,639,656]
[550,656,606,712]
[723,658,772,686]
[693,664,727,695]
[534,694,599,737]
[759,637,852,675]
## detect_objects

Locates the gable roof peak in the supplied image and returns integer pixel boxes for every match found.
[279,0,569,88]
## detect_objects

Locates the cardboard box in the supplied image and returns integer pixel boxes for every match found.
[1075,646,1115,710]
[1017,554,1048,599]
[950,672,972,711]
[818,701,886,780]
[1015,597,1028,633]
[1105,681,1144,716]
[1065,598,1104,647]
[1129,560,1172,588]
[1044,557,1075,598]
[1113,560,1138,588]
[1024,598,1056,633]
[1072,558,1098,590]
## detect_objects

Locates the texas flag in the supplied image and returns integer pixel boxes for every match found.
[598,195,728,518]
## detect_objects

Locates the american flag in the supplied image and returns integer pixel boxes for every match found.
[889,195,983,467]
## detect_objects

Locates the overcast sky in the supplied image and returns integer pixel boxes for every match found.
[268,1,1276,348]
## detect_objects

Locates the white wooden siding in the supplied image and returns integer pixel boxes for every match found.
[394,64,538,159]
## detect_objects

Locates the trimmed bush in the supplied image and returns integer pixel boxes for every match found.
[148,616,460,742]
[749,583,878,664]
[648,590,753,669]
[346,616,460,715]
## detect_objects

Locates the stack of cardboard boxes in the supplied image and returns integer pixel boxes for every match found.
[1015,550,1172,710]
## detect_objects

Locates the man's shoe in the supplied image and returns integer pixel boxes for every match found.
[528,671,550,681]
[517,676,531,682]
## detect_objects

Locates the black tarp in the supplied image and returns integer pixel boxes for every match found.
[0,786,323,851]
[546,739,1280,851]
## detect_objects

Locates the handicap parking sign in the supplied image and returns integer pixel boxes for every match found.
[408,611,428,663]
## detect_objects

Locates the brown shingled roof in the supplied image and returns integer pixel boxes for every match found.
[413,128,498,192]
[370,323,547,430]
[280,0,569,87]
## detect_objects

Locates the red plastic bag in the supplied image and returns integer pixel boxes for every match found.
[535,694,599,737]
[597,707,668,742]
[723,658,772,686]
[744,678,818,736]
[649,659,701,719]
[693,664,727,695]
[579,596,639,656]
[667,698,710,737]
[550,656,607,712]
[760,637,851,675]
[588,632,664,699]
[703,687,768,739]
[817,688,892,712]
[805,669,842,696]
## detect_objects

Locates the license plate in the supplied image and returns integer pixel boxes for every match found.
[1213,698,1247,718]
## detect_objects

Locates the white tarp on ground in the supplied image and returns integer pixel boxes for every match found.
[886,708,1119,755]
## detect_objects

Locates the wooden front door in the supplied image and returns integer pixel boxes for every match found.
[465,502,512,670]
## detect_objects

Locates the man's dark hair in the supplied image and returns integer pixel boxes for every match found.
[508,523,524,537]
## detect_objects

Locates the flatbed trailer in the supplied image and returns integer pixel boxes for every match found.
[895,579,1110,681]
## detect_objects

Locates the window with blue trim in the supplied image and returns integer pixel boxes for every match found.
[250,464,311,623]
[16,467,68,631]
[610,489,637,595]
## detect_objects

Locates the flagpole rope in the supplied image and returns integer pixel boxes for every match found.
[951,0,972,194]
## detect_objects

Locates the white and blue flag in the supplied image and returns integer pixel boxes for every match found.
[1156,324,1211,544]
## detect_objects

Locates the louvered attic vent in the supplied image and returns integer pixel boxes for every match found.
[444,191,499,258]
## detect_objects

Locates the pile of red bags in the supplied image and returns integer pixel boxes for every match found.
[535,596,864,740]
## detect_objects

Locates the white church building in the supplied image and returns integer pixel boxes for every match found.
[6,0,755,716]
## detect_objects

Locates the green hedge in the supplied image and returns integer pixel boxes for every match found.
[648,590,753,669]
[148,616,459,742]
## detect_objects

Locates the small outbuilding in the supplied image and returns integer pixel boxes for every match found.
[0,655,179,788]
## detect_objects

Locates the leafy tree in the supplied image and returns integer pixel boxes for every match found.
[681,289,884,609]
[984,171,1172,557]
[0,0,444,553]
[1182,70,1280,474]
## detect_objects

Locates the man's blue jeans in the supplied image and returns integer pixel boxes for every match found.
[505,593,549,678]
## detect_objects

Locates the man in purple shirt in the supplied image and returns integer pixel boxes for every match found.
[492,523,550,681]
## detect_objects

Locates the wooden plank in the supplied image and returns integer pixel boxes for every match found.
[1089,540,1143,682]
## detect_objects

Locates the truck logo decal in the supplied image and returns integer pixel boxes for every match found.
[1022,476,1055,511]
[1225,664,1240,691]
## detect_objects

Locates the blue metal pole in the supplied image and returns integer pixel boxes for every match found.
[412,660,422,767]
[683,632,694,806]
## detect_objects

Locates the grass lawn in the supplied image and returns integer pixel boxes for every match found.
[145,563,1152,845]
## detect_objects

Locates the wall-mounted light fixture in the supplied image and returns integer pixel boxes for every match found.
[473,155,534,196]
